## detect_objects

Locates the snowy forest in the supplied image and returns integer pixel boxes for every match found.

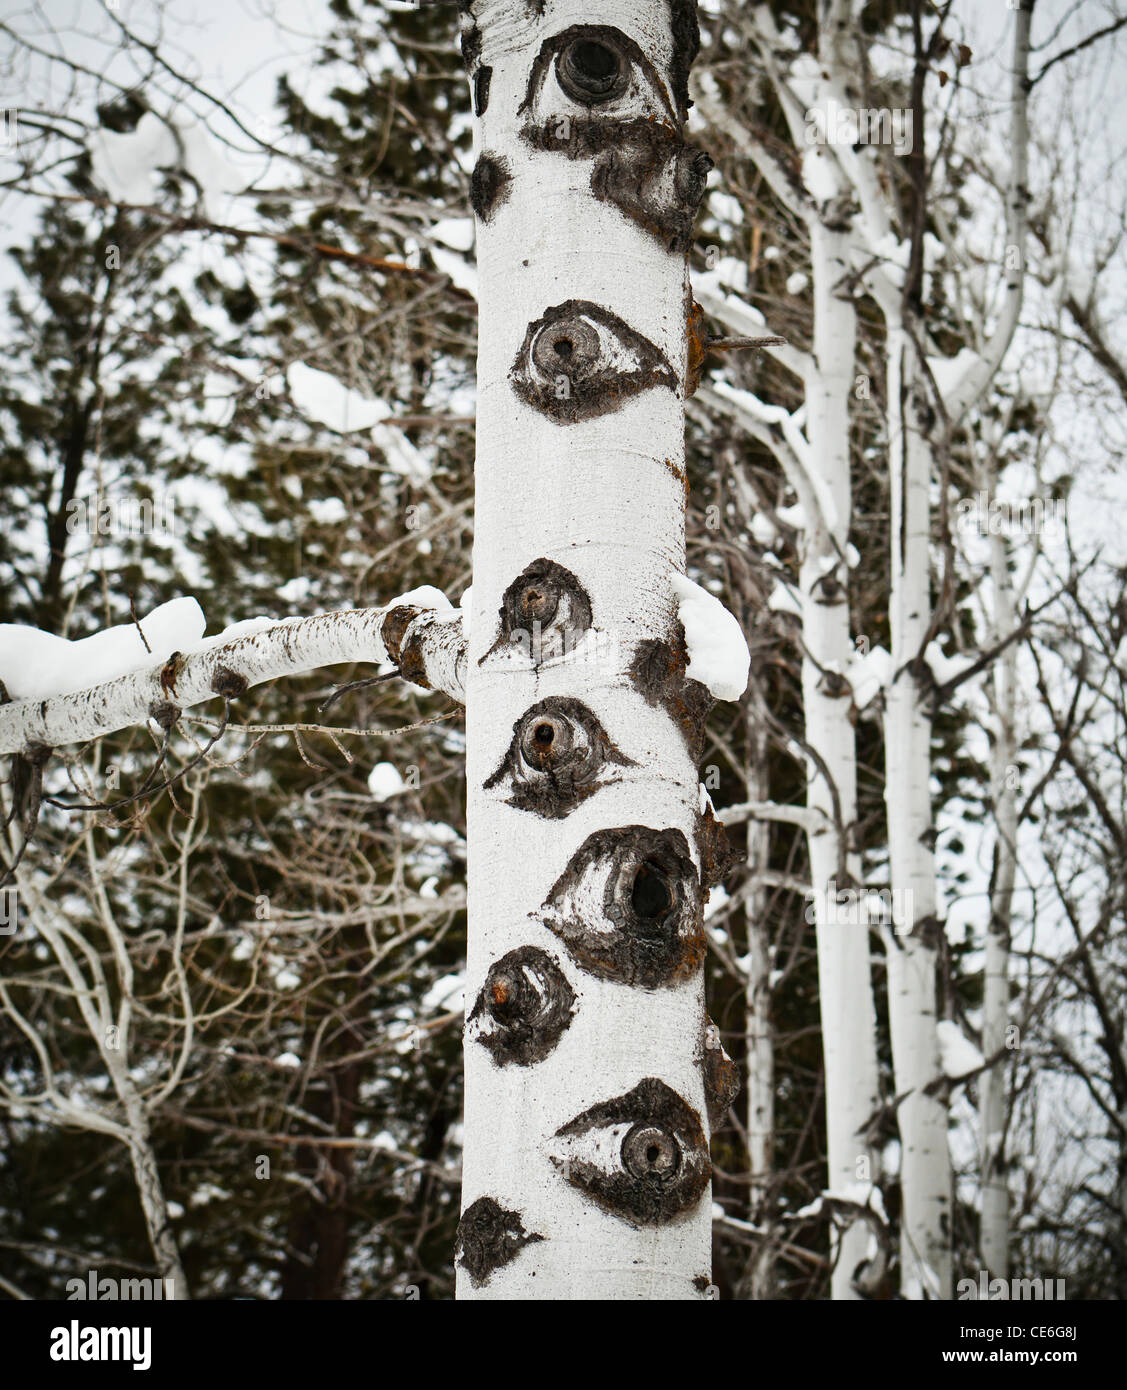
[0,0,1125,1304]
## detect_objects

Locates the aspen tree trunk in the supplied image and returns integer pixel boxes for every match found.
[455,0,731,1300]
[878,1,1032,1300]
[980,459,1016,1280]
[743,708,775,1299]
[883,329,952,1299]
[803,217,880,1299]
[697,1,883,1297]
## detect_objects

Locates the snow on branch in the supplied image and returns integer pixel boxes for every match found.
[0,599,466,755]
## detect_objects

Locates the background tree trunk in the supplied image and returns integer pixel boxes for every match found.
[803,215,880,1301]
[883,329,952,1300]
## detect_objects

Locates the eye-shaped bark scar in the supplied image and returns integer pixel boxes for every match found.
[479,558,593,666]
[516,24,710,253]
[518,25,677,123]
[470,153,512,222]
[521,114,711,256]
[549,1077,710,1226]
[467,946,578,1066]
[510,300,678,423]
[700,1015,741,1130]
[455,1196,545,1287]
[536,825,705,988]
[483,696,635,818]
[629,630,715,762]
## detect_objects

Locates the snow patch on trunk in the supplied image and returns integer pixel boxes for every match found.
[670,573,750,701]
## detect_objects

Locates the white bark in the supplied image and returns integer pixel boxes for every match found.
[457,0,723,1299]
[882,327,952,1300]
[803,216,880,1300]
[878,3,1032,1299]
[0,604,466,754]
[980,458,1017,1280]
[697,4,883,1297]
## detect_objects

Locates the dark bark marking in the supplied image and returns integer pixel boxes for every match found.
[537,825,704,988]
[470,153,511,222]
[811,565,847,605]
[518,25,676,122]
[458,8,482,74]
[629,630,714,762]
[667,0,701,119]
[473,64,492,116]
[396,627,434,690]
[510,299,678,423]
[480,558,592,666]
[696,802,739,889]
[382,604,423,665]
[467,946,578,1066]
[550,1077,710,1226]
[483,696,634,818]
[455,1196,544,1287]
[590,131,712,255]
[701,1015,740,1130]
[148,700,181,730]
[686,297,708,396]
[521,114,711,255]
[210,665,248,699]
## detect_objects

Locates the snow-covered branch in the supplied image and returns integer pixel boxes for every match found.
[0,603,466,755]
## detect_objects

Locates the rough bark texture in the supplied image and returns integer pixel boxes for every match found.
[458,0,717,1299]
[742,710,775,1299]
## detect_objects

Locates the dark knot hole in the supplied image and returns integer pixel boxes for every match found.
[631,860,673,921]
[572,40,617,83]
[533,723,555,747]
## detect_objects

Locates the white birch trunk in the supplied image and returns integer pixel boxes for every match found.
[803,217,880,1299]
[883,328,952,1299]
[743,710,775,1298]
[698,2,884,1296]
[981,462,1017,1280]
[877,1,1032,1300]
[457,0,725,1299]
